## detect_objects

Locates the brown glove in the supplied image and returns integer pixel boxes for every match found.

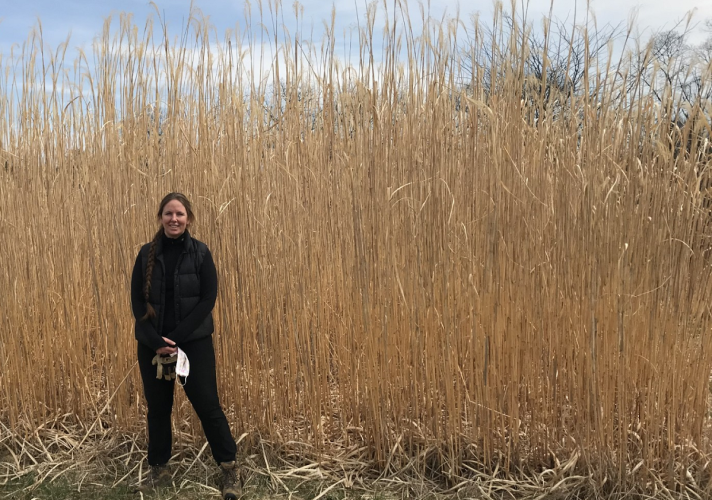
[152,354,178,380]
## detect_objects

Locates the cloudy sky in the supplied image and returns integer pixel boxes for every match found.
[1,0,711,57]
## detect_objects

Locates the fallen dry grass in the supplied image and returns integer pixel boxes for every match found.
[1,1,712,498]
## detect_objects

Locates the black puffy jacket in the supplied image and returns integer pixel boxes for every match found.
[133,230,215,350]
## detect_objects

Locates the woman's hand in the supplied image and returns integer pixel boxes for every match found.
[156,337,177,356]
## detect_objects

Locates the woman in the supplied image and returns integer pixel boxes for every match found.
[131,192,239,499]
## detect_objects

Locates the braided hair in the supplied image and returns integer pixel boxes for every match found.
[140,192,196,321]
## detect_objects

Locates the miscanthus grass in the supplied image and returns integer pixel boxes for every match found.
[1,2,712,497]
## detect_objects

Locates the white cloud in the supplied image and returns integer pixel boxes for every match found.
[2,1,710,58]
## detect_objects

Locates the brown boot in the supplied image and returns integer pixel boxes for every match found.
[134,463,172,491]
[219,461,241,499]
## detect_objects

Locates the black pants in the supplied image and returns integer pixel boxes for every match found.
[138,336,237,466]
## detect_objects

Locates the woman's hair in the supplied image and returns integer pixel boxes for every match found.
[141,193,195,320]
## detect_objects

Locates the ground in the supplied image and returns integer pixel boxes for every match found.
[0,474,395,500]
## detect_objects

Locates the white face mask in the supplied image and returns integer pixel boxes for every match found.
[176,348,190,382]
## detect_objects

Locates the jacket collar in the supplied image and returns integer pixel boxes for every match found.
[156,229,193,255]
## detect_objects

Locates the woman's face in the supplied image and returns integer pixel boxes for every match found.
[161,199,189,238]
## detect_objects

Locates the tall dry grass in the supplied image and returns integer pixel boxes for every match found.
[1,1,712,493]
